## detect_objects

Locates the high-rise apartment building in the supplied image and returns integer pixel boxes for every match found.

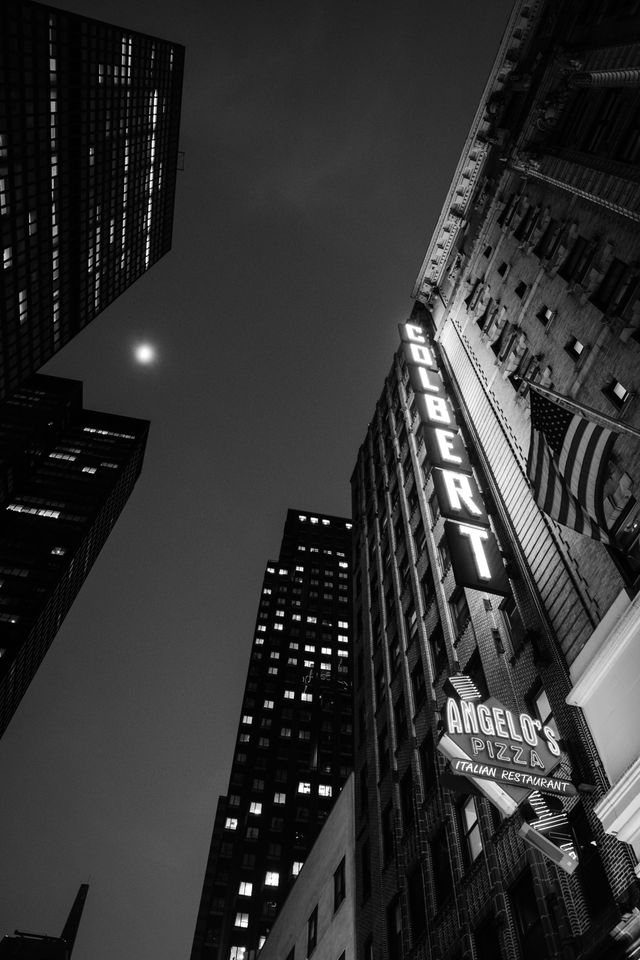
[0,1,184,399]
[190,510,354,960]
[0,374,148,736]
[347,2,640,959]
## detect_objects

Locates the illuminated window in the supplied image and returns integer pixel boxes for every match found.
[274,792,286,804]
[301,692,312,702]
[242,715,253,725]
[304,660,314,668]
[310,517,318,524]
[339,561,348,569]
[3,247,12,269]
[290,642,299,650]
[321,662,331,671]
[255,637,264,646]
[307,616,317,624]
[319,784,332,797]
[274,623,284,632]
[300,729,310,741]
[338,649,348,658]
[225,818,238,830]
[257,626,266,633]
[285,690,295,699]
[305,645,316,653]
[279,568,288,576]
[292,861,304,876]
[249,801,262,815]
[239,882,253,896]
[268,667,278,675]
[276,610,284,618]
[239,733,250,743]
[270,651,280,660]
[322,647,331,655]
[604,378,631,409]
[281,727,292,738]
[292,614,302,622]
[259,937,266,950]
[298,515,307,521]
[338,620,348,628]
[265,871,279,886]
[267,567,275,574]
[298,782,311,794]
[264,700,274,709]
[230,947,246,960]
[459,796,483,866]
[235,913,249,928]
[263,587,272,595]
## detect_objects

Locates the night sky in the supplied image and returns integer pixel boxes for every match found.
[0,2,513,956]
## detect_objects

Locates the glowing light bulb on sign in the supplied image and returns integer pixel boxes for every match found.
[398,321,509,596]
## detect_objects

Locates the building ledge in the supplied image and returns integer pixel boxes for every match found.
[594,755,640,875]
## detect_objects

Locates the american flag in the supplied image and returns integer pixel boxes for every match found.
[527,388,617,542]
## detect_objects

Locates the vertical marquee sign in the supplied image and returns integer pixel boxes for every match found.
[398,322,510,596]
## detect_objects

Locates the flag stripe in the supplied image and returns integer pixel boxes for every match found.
[527,387,617,543]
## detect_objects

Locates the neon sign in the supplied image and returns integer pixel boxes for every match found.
[398,321,509,595]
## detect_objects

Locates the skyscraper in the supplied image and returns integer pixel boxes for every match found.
[0,1,184,399]
[0,374,149,737]
[346,1,640,958]
[190,510,353,960]
[350,307,637,960]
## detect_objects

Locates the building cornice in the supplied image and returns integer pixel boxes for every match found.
[411,0,544,301]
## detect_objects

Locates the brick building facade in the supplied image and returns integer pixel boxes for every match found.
[350,1,640,959]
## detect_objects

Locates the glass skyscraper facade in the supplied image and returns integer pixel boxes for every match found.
[0,0,184,398]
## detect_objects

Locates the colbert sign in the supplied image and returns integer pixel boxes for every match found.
[398,321,509,596]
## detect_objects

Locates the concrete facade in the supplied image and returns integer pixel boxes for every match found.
[258,774,356,960]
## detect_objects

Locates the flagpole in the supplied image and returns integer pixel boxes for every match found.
[518,376,640,441]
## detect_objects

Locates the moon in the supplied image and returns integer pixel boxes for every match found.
[133,343,156,365]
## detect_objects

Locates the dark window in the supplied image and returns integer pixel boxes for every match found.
[497,260,509,277]
[364,937,373,960]
[459,796,483,867]
[566,335,586,361]
[510,870,548,960]
[400,767,414,830]
[429,490,440,524]
[411,662,427,709]
[361,840,371,902]
[333,857,346,910]
[386,896,403,960]
[359,763,369,817]
[394,694,408,742]
[451,588,470,635]
[378,726,390,777]
[285,949,295,960]
[514,281,527,299]
[431,827,453,909]
[429,621,447,676]
[407,863,427,942]
[438,537,450,574]
[420,733,435,789]
[382,803,394,865]
[464,648,488,698]
[500,595,526,655]
[307,906,318,956]
[475,919,502,960]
